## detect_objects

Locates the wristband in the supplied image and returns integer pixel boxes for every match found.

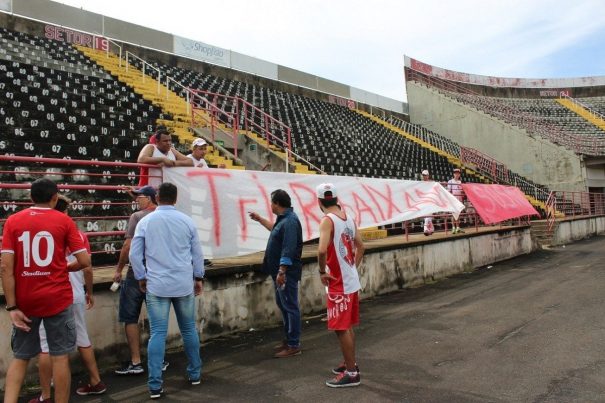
[5,305,18,311]
[194,277,204,281]
[319,270,326,275]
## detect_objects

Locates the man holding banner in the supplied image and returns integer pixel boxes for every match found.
[316,183,365,388]
[249,190,303,358]
[447,168,465,234]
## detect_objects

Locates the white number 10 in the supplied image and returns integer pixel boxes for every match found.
[17,231,54,267]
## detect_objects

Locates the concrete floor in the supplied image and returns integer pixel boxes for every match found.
[13,234,605,402]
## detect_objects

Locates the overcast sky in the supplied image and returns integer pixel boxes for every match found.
[54,0,605,102]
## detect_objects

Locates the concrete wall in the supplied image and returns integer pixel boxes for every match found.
[550,216,605,246]
[407,81,586,192]
[0,227,534,385]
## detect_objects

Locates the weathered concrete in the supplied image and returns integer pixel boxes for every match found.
[13,235,605,402]
[550,215,605,246]
[0,227,534,385]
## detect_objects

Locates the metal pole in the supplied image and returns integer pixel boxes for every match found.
[157,72,161,95]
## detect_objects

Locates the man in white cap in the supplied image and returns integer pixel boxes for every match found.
[421,170,434,236]
[447,168,465,234]
[316,183,365,388]
[187,138,209,168]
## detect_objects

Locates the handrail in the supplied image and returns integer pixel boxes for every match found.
[388,115,461,158]
[545,190,605,234]
[406,69,605,155]
[189,90,326,174]
[561,94,605,122]
[125,51,161,95]
[0,155,156,169]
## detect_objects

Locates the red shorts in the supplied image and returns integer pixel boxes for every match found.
[327,291,359,331]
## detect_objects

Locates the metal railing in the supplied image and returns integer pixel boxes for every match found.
[0,155,164,264]
[388,115,461,158]
[547,190,605,219]
[189,90,325,174]
[560,94,605,123]
[406,69,605,155]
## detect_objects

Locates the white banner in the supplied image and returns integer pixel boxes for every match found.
[173,35,230,67]
[163,168,465,258]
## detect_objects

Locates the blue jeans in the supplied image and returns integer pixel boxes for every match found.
[146,293,202,391]
[274,274,301,347]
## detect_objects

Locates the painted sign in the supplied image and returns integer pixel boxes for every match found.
[44,24,108,51]
[462,183,539,224]
[173,35,230,67]
[163,168,465,258]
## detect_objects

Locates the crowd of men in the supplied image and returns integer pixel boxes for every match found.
[1,126,467,400]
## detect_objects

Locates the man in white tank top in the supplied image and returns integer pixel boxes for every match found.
[447,168,465,234]
[137,129,193,188]
[316,183,365,388]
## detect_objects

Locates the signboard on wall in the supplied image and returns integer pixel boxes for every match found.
[173,35,230,67]
[539,89,572,98]
[44,24,108,50]
[328,95,356,109]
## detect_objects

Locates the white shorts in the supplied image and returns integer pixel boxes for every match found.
[40,303,91,352]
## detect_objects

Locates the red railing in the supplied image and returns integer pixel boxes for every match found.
[547,190,605,218]
[460,147,509,184]
[406,69,605,155]
[189,90,325,174]
[0,155,162,264]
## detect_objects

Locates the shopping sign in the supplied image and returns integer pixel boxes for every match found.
[164,168,465,258]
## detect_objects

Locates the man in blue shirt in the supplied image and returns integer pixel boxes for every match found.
[249,189,303,358]
[130,182,205,399]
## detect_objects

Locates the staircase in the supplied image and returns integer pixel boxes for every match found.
[557,96,605,132]
[75,46,241,169]
[530,220,557,247]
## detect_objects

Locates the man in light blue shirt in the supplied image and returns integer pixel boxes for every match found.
[129,182,205,399]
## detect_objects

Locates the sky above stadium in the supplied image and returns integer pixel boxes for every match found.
[54,0,605,102]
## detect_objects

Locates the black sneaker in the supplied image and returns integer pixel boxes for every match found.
[326,371,361,388]
[332,362,360,375]
[189,377,201,386]
[162,361,169,372]
[150,388,164,399]
[115,361,144,375]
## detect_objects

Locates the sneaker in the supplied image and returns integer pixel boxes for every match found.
[115,361,144,375]
[150,388,164,399]
[189,377,201,386]
[273,346,301,358]
[452,227,459,234]
[162,360,169,371]
[326,371,361,388]
[332,362,360,375]
[28,396,52,403]
[76,381,107,396]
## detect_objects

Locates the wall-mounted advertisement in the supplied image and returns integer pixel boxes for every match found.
[173,35,230,67]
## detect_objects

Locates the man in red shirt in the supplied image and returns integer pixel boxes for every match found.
[1,178,91,403]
